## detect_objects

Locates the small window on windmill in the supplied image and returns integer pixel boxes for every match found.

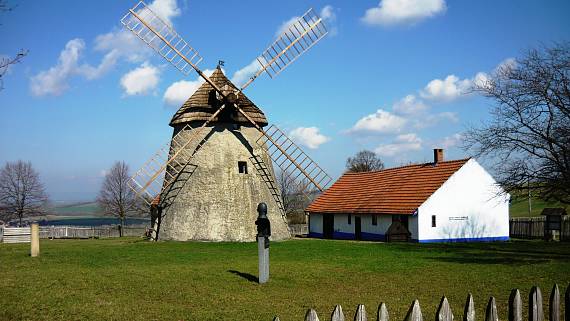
[432,215,437,227]
[238,161,248,174]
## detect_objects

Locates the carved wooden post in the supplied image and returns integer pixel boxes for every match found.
[463,293,475,321]
[529,286,544,321]
[509,289,522,321]
[30,222,40,257]
[549,284,560,321]
[485,297,498,321]
[377,303,389,321]
[405,300,423,321]
[354,304,367,321]
[305,308,320,321]
[437,296,454,321]
[331,305,345,321]
[256,203,270,284]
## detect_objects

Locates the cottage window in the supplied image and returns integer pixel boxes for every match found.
[372,215,377,226]
[238,161,248,174]
[348,214,351,225]
[432,215,436,227]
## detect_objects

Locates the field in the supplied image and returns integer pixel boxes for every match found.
[0,238,568,321]
[508,192,564,218]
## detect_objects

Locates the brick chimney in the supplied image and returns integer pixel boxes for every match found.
[434,148,444,164]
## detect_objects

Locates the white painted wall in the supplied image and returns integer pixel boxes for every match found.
[417,159,510,242]
[309,213,323,235]
[334,214,353,234]
[360,215,392,236]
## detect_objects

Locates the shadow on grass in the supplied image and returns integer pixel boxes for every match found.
[386,241,570,265]
[228,270,258,283]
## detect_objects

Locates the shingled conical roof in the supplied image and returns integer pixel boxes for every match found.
[170,67,268,127]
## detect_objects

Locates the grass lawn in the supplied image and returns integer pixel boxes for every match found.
[0,238,568,321]
[509,193,564,218]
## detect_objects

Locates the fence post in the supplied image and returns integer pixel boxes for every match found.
[509,289,522,321]
[463,293,475,321]
[30,223,40,257]
[564,284,570,321]
[305,308,319,321]
[529,286,544,321]
[377,303,389,321]
[549,284,559,321]
[437,296,453,321]
[405,300,422,321]
[354,304,367,321]
[485,297,498,321]
[331,305,345,321]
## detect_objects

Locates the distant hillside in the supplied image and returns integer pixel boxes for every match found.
[49,202,104,217]
[510,193,565,218]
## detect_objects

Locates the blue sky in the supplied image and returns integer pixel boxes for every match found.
[1,0,569,201]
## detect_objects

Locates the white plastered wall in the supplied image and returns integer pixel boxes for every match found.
[417,159,510,242]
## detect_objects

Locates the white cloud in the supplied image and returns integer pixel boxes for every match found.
[374,133,422,157]
[30,0,180,97]
[275,5,338,38]
[120,63,160,96]
[163,79,202,106]
[30,38,117,96]
[163,68,219,106]
[414,112,458,129]
[393,94,428,115]
[362,0,446,26]
[420,75,472,102]
[320,5,338,36]
[230,60,262,88]
[350,109,407,134]
[433,133,463,149]
[289,127,330,149]
[148,0,181,26]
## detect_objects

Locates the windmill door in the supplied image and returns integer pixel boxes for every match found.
[323,215,334,239]
[355,216,362,240]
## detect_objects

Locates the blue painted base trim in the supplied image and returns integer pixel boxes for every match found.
[333,231,354,240]
[419,236,510,243]
[308,232,323,238]
[361,232,386,241]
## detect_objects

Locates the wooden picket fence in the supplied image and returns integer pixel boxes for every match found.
[510,217,570,240]
[272,284,569,321]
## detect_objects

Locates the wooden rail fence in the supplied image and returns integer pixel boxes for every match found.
[510,217,569,240]
[1,226,147,242]
[2,227,31,244]
[272,284,569,321]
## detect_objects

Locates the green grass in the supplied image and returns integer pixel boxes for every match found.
[510,194,564,217]
[0,239,568,321]
[50,202,103,217]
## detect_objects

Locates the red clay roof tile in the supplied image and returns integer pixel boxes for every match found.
[306,158,470,215]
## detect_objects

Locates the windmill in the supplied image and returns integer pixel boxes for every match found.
[121,1,332,241]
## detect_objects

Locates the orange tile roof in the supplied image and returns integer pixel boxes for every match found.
[306,158,470,215]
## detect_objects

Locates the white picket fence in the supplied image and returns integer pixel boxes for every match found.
[1,225,148,242]
[273,284,568,321]
[2,227,31,244]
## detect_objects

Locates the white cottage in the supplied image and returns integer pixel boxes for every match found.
[306,149,510,243]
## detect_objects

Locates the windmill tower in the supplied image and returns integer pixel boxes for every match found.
[121,1,332,241]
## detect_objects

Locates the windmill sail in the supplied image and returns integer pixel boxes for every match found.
[257,124,332,193]
[240,8,328,91]
[121,1,202,76]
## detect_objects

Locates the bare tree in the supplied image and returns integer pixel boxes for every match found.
[97,161,143,236]
[464,43,570,204]
[277,170,303,217]
[0,0,28,91]
[346,150,385,172]
[0,160,48,225]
